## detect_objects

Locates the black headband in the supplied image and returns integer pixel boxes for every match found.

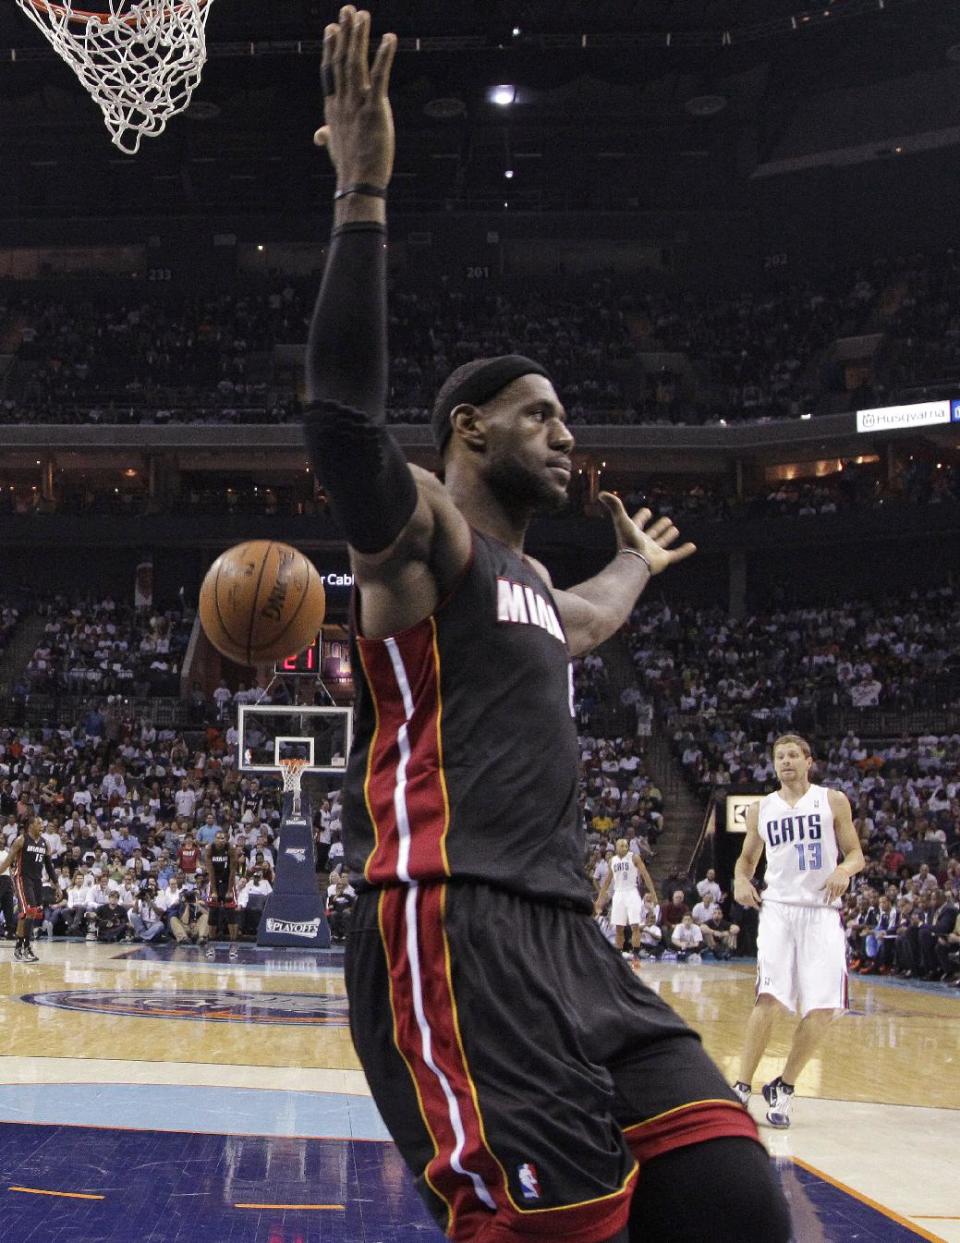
[431,354,553,453]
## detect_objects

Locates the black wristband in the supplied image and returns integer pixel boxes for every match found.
[330,221,387,239]
[334,182,387,201]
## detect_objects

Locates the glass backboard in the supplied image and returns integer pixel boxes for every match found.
[237,705,353,775]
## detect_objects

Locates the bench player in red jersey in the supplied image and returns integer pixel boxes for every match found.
[302,10,792,1242]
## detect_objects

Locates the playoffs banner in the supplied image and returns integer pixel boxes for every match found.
[257,792,331,948]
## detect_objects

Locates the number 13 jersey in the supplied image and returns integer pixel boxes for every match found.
[759,784,839,908]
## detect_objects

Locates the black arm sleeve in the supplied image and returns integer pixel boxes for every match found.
[44,853,58,885]
[303,399,418,555]
[303,224,418,555]
[305,225,388,418]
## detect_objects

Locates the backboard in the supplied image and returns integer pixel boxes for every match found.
[237,704,352,776]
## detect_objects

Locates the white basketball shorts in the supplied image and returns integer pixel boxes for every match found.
[755,900,848,1016]
[611,889,643,928]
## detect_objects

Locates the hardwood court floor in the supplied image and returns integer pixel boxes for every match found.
[0,940,957,1242]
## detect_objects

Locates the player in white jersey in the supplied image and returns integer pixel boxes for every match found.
[731,734,863,1128]
[594,838,658,959]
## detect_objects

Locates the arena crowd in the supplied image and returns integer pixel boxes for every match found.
[3,245,960,428]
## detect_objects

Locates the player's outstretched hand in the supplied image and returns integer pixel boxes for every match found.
[821,868,851,903]
[733,875,761,909]
[314,6,397,191]
[598,492,696,576]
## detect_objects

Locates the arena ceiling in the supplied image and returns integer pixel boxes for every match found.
[0,0,958,221]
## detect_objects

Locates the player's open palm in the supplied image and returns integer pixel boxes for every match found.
[598,492,696,576]
[314,7,397,190]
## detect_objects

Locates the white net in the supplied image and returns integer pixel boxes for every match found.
[279,758,309,818]
[15,0,214,155]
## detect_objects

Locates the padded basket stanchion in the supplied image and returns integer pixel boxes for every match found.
[279,757,309,820]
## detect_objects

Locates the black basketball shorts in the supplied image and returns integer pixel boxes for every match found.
[13,873,44,921]
[346,881,759,1243]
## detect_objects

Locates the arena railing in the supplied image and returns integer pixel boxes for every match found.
[6,694,195,730]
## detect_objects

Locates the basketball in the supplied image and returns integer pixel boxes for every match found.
[198,540,326,667]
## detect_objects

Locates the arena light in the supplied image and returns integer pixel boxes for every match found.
[490,84,517,107]
[504,169,514,179]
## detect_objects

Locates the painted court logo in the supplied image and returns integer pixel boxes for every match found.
[517,1163,541,1201]
[20,989,348,1026]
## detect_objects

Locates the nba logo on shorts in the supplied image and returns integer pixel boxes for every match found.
[517,1162,541,1201]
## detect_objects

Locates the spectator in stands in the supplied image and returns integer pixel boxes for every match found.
[95,890,129,943]
[699,908,740,960]
[660,889,690,943]
[919,891,959,980]
[691,891,720,928]
[856,895,900,974]
[638,911,664,959]
[327,873,356,944]
[63,873,92,937]
[178,832,201,875]
[238,868,272,936]
[671,914,704,962]
[168,885,209,946]
[129,885,166,943]
[696,869,723,905]
[935,911,960,984]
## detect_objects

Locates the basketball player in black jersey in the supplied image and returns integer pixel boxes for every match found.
[205,829,240,955]
[0,818,61,963]
[302,11,791,1242]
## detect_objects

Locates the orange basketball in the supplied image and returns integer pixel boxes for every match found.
[198,540,326,667]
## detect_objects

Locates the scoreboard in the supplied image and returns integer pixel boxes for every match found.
[277,631,352,685]
[278,633,323,674]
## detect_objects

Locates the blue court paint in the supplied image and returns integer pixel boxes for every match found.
[789,1161,931,1241]
[0,1085,391,1141]
[0,1122,442,1243]
[0,1121,934,1242]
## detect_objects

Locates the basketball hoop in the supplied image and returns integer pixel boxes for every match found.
[278,757,309,819]
[15,0,214,155]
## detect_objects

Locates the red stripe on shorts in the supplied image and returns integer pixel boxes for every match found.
[623,1100,761,1168]
[12,865,27,913]
[380,884,638,1243]
[379,885,506,1240]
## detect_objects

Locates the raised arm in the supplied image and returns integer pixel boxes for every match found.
[733,805,765,910]
[303,8,470,634]
[537,493,695,656]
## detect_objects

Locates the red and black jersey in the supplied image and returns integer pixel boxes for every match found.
[345,530,591,910]
[209,846,234,891]
[15,835,51,883]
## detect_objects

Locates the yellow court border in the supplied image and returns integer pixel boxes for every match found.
[9,1185,105,1200]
